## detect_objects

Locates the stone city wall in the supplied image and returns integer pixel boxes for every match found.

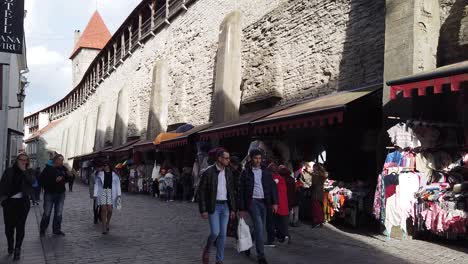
[36,0,463,161]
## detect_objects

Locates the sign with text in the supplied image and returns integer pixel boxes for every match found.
[0,0,24,54]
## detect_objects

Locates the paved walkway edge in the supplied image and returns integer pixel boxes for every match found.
[33,204,52,264]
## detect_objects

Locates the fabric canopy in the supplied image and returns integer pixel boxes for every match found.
[105,139,141,155]
[387,61,468,100]
[159,123,212,149]
[251,85,381,134]
[153,132,183,145]
[72,145,113,161]
[198,105,291,141]
[132,140,155,152]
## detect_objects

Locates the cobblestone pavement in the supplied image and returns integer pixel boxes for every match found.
[0,183,467,264]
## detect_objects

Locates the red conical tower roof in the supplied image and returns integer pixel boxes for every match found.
[69,11,111,59]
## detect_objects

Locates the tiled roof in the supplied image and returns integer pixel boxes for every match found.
[69,11,111,59]
[25,119,63,143]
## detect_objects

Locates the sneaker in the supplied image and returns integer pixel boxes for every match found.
[258,257,268,264]
[243,249,251,257]
[53,231,65,236]
[264,242,276,248]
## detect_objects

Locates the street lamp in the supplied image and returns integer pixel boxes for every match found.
[8,82,28,110]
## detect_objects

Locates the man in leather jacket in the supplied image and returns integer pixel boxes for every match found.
[199,149,236,264]
[239,149,278,264]
[39,155,70,236]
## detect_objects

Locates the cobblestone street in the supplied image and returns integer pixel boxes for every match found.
[0,183,467,264]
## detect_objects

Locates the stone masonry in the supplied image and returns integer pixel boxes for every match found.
[31,0,465,162]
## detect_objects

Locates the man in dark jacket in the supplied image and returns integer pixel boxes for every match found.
[198,149,236,264]
[239,149,278,264]
[39,154,69,236]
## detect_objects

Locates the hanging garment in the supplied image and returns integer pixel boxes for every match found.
[383,151,403,176]
[152,162,160,180]
[373,174,383,220]
[415,153,431,184]
[384,188,401,236]
[384,173,399,198]
[398,172,420,233]
[399,152,416,171]
[387,123,421,149]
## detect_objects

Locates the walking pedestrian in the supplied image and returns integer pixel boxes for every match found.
[164,169,175,202]
[272,166,290,244]
[158,168,167,200]
[299,162,313,221]
[90,161,104,224]
[94,161,121,234]
[265,163,279,247]
[0,153,34,260]
[32,167,41,206]
[152,177,159,198]
[199,149,236,264]
[239,149,278,264]
[39,154,69,236]
[68,168,77,192]
[181,167,193,201]
[280,166,299,227]
[310,163,328,228]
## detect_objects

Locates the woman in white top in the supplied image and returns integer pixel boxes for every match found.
[93,161,121,234]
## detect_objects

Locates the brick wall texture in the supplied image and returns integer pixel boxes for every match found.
[438,0,468,66]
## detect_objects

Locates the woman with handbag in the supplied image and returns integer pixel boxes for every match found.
[93,161,121,234]
[0,153,34,261]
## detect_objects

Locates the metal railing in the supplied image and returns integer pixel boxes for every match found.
[141,17,152,39]
[124,39,130,56]
[169,0,184,17]
[115,49,122,62]
[154,5,166,29]
[131,29,139,50]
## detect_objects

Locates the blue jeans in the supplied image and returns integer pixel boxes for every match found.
[206,202,229,262]
[40,192,65,233]
[248,199,267,258]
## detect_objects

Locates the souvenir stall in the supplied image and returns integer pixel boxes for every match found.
[71,146,113,184]
[247,85,382,226]
[376,61,468,240]
[78,160,93,184]
[374,120,467,239]
[104,139,141,193]
[156,124,211,200]
[133,140,157,193]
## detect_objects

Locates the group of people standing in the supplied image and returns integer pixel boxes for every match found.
[198,148,327,264]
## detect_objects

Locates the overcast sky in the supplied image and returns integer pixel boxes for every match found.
[24,0,141,114]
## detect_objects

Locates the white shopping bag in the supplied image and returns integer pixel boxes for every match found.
[236,218,253,252]
[116,197,122,210]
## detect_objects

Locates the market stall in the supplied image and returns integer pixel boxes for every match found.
[374,61,468,240]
